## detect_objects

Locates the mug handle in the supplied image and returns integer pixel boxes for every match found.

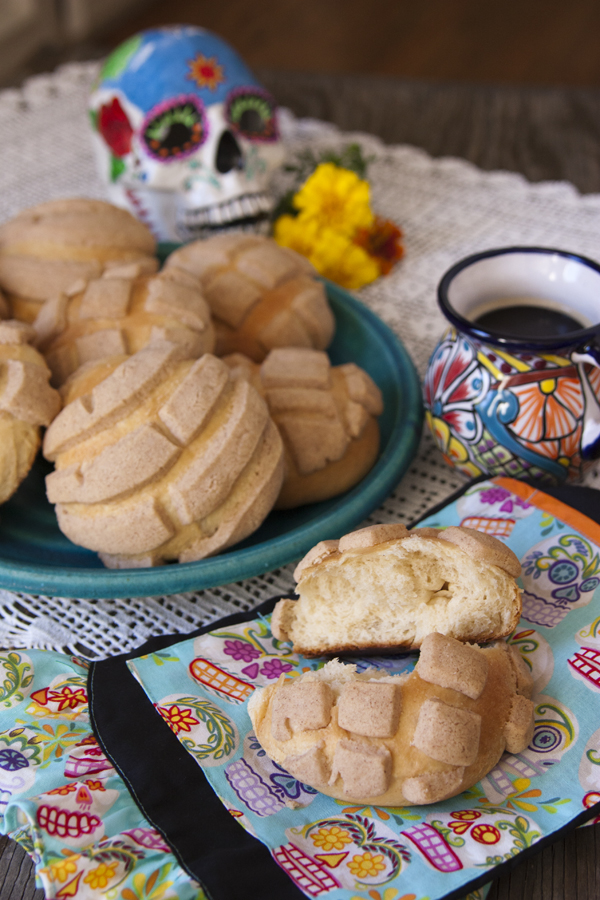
[571,344,600,460]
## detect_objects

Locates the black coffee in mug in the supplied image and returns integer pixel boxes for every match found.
[472,297,587,340]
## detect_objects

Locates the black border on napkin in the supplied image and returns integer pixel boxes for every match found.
[88,479,600,900]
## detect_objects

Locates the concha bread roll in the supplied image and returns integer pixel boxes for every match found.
[273,524,522,656]
[43,342,284,567]
[0,320,61,504]
[224,347,383,508]
[0,199,157,323]
[164,233,335,361]
[248,634,535,806]
[34,264,215,386]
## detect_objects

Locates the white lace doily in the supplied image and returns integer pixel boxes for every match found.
[0,62,599,658]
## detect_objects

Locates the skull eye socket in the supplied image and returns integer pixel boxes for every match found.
[142,96,207,161]
[226,88,278,142]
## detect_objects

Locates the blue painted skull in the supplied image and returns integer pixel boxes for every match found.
[89,26,284,241]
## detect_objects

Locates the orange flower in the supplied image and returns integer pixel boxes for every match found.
[354,217,404,275]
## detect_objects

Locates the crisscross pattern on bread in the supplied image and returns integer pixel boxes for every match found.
[165,234,335,361]
[35,267,214,386]
[0,199,157,323]
[43,342,284,567]
[0,319,61,504]
[248,636,535,806]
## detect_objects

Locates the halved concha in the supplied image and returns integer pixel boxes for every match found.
[0,199,157,323]
[42,341,284,567]
[164,233,335,361]
[34,264,215,386]
[0,320,61,504]
[248,633,535,806]
[224,347,383,508]
[272,524,522,656]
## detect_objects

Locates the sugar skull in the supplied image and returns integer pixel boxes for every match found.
[90,26,285,241]
[275,813,411,892]
[520,533,600,628]
[225,731,317,817]
[152,692,239,765]
[0,727,39,815]
[191,625,299,692]
[404,807,541,872]
[480,692,578,803]
[568,615,600,693]
[64,734,115,780]
[455,481,535,539]
[33,776,119,849]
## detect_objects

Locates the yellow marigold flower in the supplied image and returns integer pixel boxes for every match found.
[83,861,118,889]
[310,227,380,290]
[312,825,353,851]
[348,851,386,879]
[293,163,374,235]
[273,213,320,260]
[48,857,78,883]
[274,217,380,289]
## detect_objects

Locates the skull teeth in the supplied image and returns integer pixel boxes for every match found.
[181,192,272,228]
[37,803,101,838]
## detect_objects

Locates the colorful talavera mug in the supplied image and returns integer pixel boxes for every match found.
[424,246,600,483]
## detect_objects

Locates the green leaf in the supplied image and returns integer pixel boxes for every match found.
[110,155,126,182]
[100,35,143,81]
[270,190,298,222]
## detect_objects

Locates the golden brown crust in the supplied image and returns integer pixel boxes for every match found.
[34,267,214,386]
[165,234,334,361]
[0,199,157,323]
[223,347,383,508]
[248,636,534,806]
[438,525,522,578]
[0,321,61,504]
[43,344,284,566]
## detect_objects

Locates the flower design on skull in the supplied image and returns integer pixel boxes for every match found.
[223,640,261,663]
[187,53,224,91]
[311,825,353,851]
[98,96,133,158]
[478,486,531,513]
[260,658,294,679]
[156,704,199,734]
[348,851,386,878]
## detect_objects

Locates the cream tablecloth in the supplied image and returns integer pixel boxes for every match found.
[0,61,599,659]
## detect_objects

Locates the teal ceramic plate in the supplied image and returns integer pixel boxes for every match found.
[0,280,423,598]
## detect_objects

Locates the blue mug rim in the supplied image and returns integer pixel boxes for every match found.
[437,245,600,351]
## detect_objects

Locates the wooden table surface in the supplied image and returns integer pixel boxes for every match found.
[2,71,600,900]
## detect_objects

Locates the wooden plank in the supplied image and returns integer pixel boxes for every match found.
[258,70,600,193]
[0,835,43,900]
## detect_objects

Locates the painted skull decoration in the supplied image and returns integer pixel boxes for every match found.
[89,26,285,241]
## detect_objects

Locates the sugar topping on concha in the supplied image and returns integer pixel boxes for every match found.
[272,523,522,656]
[165,233,335,361]
[34,264,215,386]
[0,199,157,323]
[224,346,383,508]
[43,342,284,567]
[248,633,535,806]
[0,320,61,504]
